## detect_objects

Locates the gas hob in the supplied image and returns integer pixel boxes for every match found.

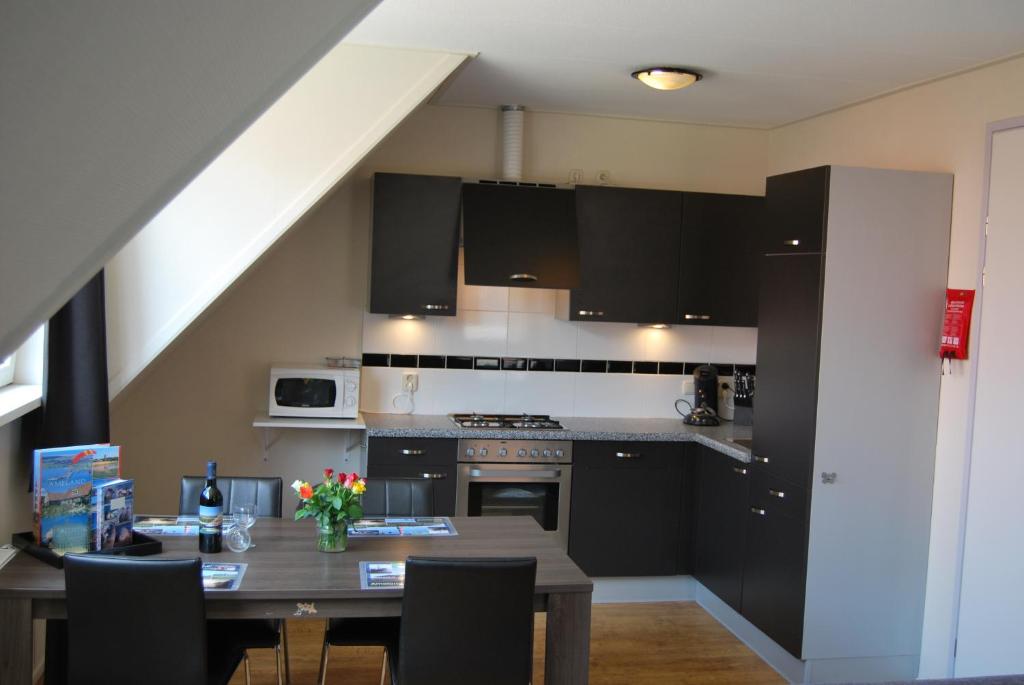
[449,413,564,430]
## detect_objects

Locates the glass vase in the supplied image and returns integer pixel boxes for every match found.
[316,520,349,553]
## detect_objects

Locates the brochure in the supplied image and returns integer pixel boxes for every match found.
[348,516,457,538]
[359,561,406,590]
[202,562,248,591]
[94,479,134,550]
[133,514,201,536]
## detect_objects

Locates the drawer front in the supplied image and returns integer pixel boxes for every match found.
[367,437,457,466]
[571,440,683,468]
[748,470,808,521]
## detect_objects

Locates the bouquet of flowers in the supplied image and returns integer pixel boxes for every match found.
[292,469,367,552]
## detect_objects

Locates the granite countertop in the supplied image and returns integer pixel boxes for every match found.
[361,413,752,463]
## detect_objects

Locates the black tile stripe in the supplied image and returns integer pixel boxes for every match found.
[366,353,754,375]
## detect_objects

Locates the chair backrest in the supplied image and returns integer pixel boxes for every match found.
[360,477,435,517]
[398,556,537,685]
[179,475,282,517]
[64,555,207,685]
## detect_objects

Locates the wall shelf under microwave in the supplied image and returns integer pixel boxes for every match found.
[251,414,366,459]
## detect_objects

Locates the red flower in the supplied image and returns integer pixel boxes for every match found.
[345,472,358,484]
[298,483,314,500]
[323,468,334,481]
[337,472,347,483]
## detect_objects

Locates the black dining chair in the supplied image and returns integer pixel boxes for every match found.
[63,555,245,685]
[390,556,539,685]
[317,477,435,685]
[180,475,289,684]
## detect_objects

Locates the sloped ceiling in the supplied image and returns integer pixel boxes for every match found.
[0,1,380,360]
[105,44,469,398]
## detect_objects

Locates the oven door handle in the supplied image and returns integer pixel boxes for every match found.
[468,468,562,479]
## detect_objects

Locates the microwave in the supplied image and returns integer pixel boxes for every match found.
[268,365,360,419]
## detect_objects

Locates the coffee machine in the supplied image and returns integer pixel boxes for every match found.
[682,365,720,426]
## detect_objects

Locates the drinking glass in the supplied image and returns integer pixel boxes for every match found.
[224,523,252,553]
[235,504,256,530]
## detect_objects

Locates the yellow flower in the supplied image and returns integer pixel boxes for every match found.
[351,480,366,495]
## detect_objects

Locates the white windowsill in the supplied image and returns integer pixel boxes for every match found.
[0,384,43,427]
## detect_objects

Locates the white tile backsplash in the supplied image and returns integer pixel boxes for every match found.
[507,312,578,359]
[361,251,757,418]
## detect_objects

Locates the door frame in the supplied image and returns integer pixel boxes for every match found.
[949,115,1024,676]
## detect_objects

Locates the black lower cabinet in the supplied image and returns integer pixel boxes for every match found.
[741,470,809,658]
[365,438,457,515]
[569,442,684,576]
[692,446,750,613]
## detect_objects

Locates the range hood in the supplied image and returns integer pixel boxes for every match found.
[461,105,581,289]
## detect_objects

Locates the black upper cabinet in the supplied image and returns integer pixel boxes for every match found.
[693,446,750,612]
[569,441,684,576]
[677,192,764,327]
[571,186,682,323]
[462,183,580,289]
[370,173,462,316]
[751,253,823,486]
[763,166,829,254]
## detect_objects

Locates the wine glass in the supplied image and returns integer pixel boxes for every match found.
[224,523,251,553]
[235,504,256,530]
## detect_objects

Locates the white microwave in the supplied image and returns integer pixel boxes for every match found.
[269,365,360,419]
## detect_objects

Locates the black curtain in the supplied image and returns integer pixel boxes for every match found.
[39,270,110,685]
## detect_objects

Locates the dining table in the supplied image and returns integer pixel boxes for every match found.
[0,516,593,684]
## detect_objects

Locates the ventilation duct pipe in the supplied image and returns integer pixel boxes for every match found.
[501,104,524,181]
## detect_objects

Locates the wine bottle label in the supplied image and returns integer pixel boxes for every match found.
[199,505,223,534]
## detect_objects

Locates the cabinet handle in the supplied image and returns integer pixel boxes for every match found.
[768,489,785,498]
[753,455,769,464]
[421,473,447,480]
[683,313,711,321]
[509,273,538,282]
[732,467,748,475]
[615,452,641,459]
[578,310,605,317]
[399,449,426,456]
[422,304,450,311]
[751,507,766,516]
[783,239,801,246]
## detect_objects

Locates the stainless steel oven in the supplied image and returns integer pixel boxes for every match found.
[455,439,572,550]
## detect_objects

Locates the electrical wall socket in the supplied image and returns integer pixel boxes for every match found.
[402,372,419,392]
[596,170,611,184]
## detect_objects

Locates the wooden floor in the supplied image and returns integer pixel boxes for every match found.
[230,602,784,685]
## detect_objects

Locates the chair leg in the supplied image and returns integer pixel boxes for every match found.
[379,647,388,685]
[279,620,291,684]
[317,640,330,685]
[243,651,252,685]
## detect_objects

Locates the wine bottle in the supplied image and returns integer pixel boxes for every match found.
[198,460,223,553]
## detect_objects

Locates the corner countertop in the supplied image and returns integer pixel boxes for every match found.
[361,413,752,463]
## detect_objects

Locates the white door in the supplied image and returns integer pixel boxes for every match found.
[955,124,1024,676]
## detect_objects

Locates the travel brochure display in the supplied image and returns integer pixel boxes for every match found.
[359,561,405,590]
[133,515,201,536]
[348,517,457,537]
[202,562,247,591]
[32,444,124,554]
[94,479,134,550]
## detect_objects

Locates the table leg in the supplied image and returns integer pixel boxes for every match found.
[0,598,33,684]
[544,591,591,684]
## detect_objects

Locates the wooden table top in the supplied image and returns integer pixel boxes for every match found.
[0,517,592,600]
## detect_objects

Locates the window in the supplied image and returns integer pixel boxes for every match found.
[0,353,14,388]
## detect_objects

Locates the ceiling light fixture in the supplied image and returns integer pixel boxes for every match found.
[631,67,703,91]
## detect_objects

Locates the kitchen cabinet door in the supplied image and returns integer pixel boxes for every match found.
[751,253,823,487]
[365,438,458,515]
[570,185,682,324]
[370,173,462,316]
[692,446,750,612]
[742,472,809,659]
[677,192,764,327]
[568,441,684,576]
[462,183,580,289]
[763,166,829,254]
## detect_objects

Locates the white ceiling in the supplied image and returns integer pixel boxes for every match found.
[347,0,1024,128]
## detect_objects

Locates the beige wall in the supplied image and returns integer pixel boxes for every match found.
[768,53,1024,677]
[109,104,770,514]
